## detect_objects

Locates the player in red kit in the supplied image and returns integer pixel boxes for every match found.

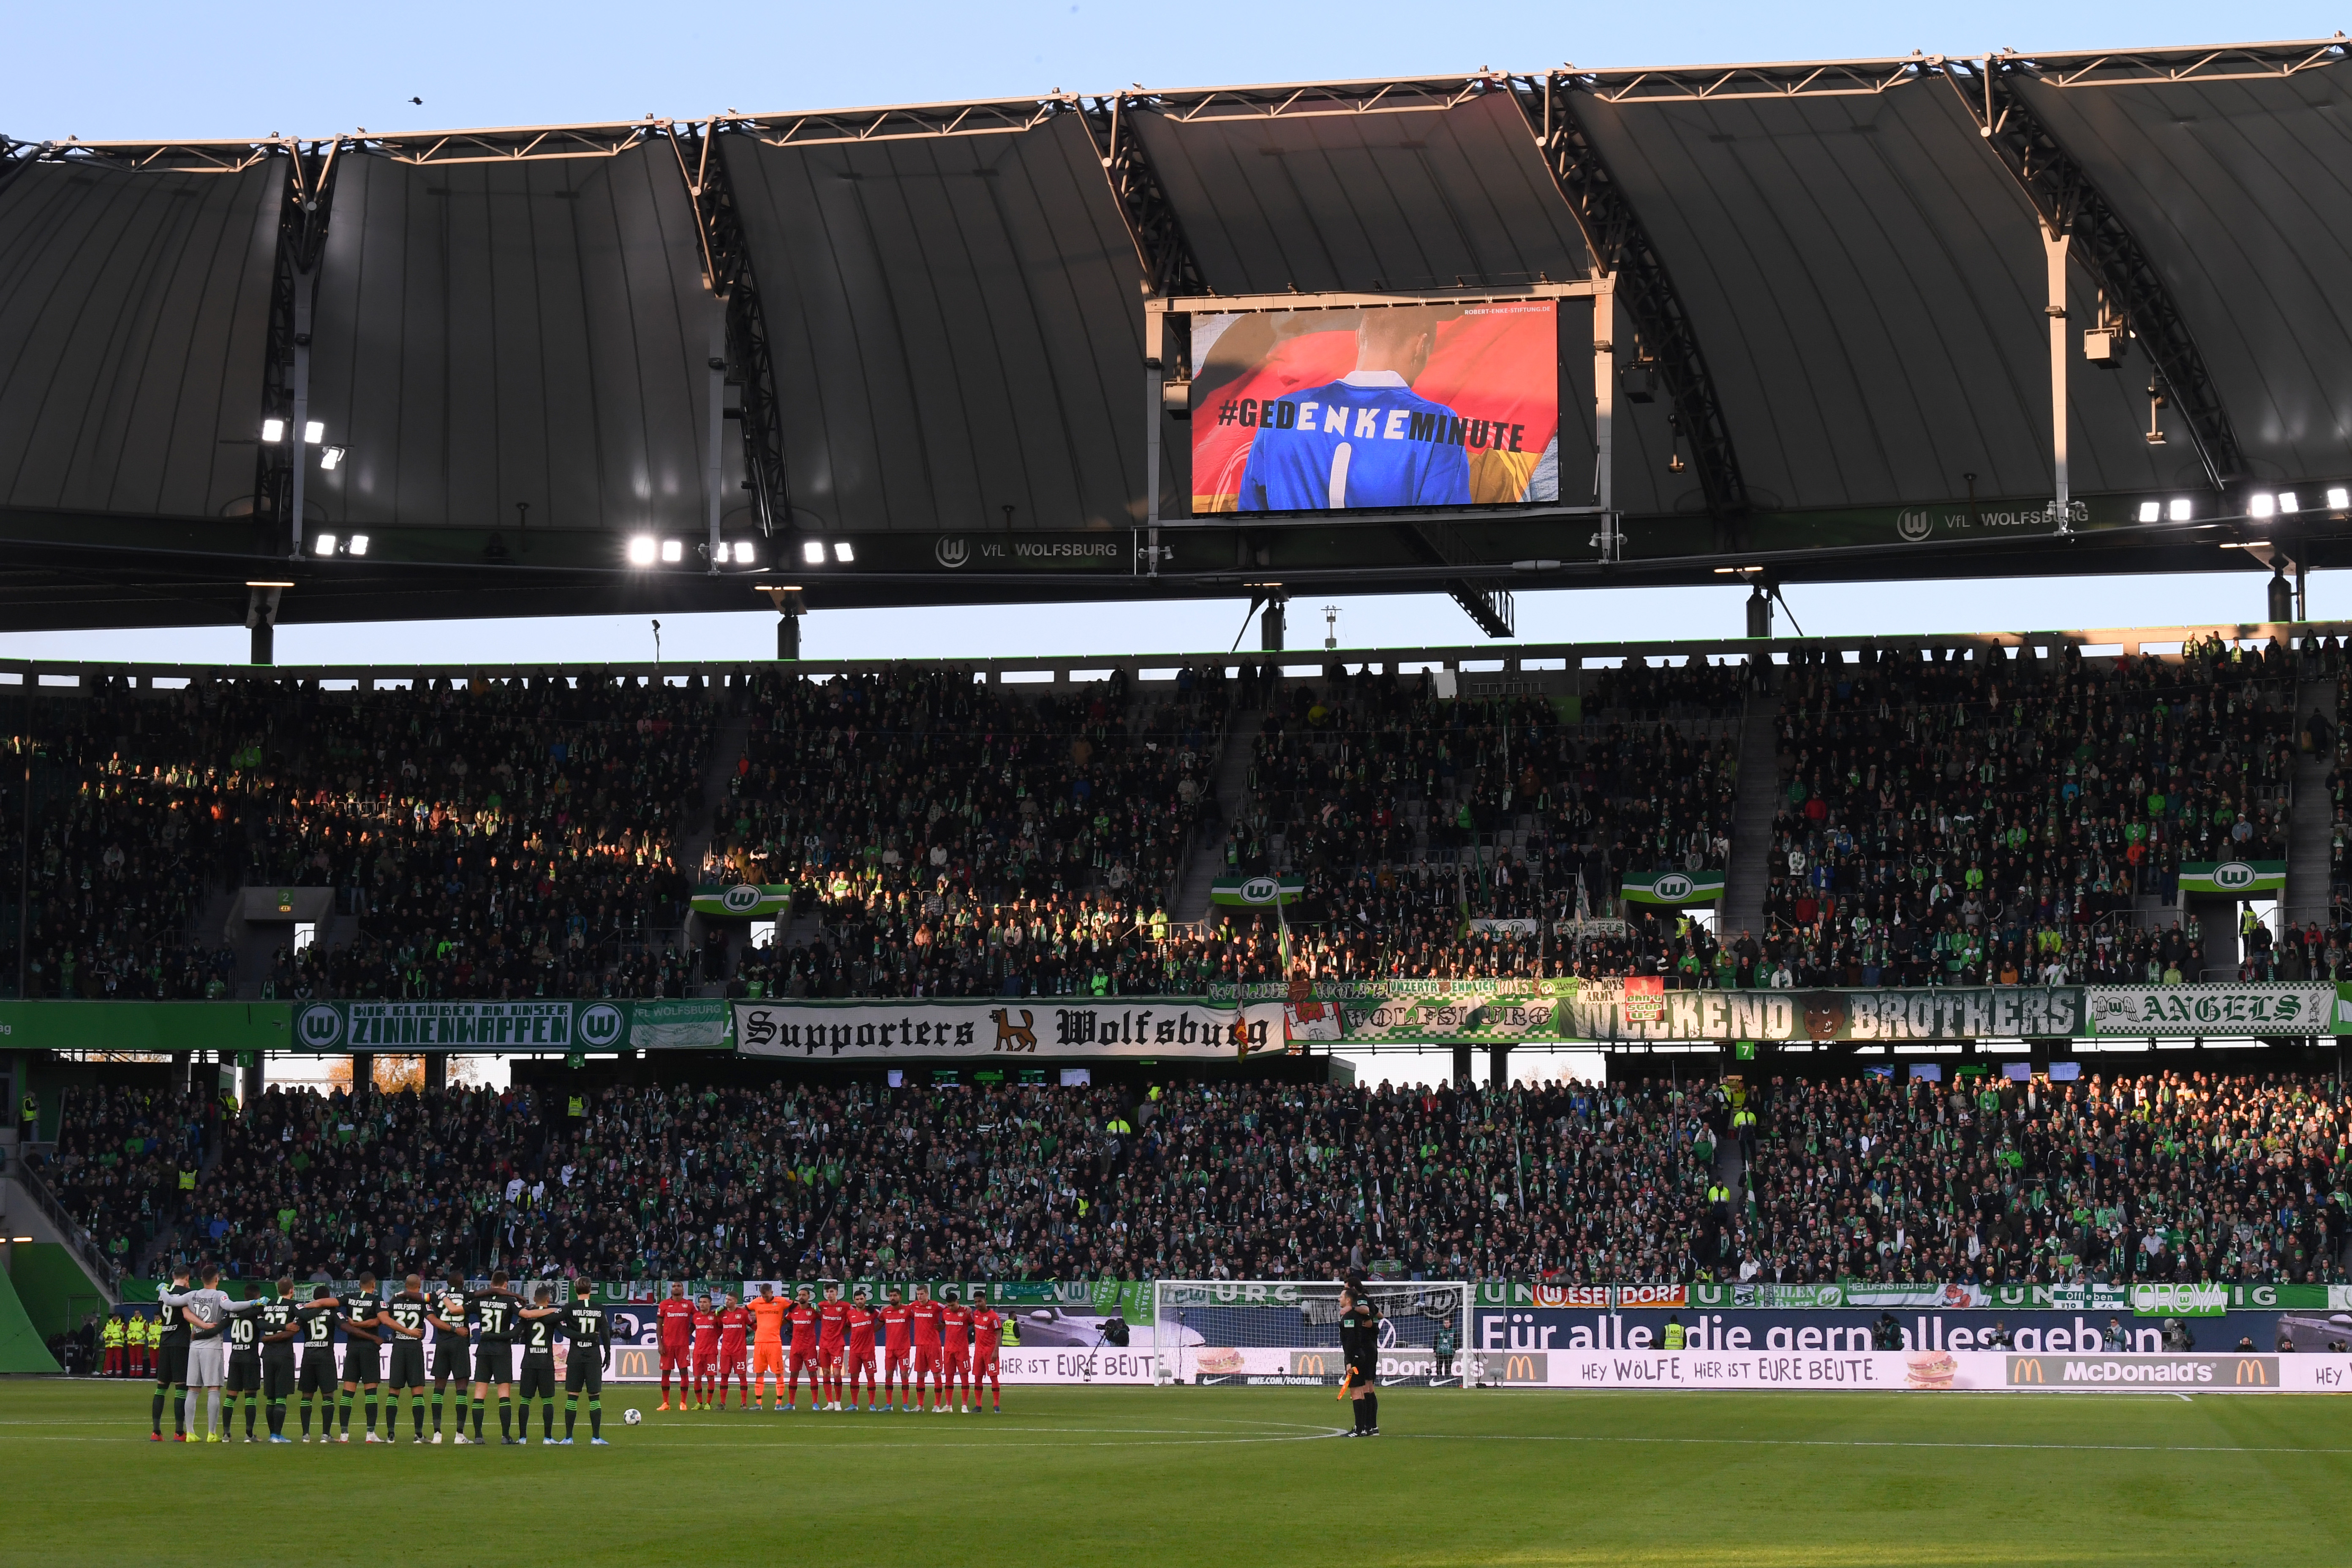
[909,1284,944,1412]
[656,1284,693,1411]
[786,1287,821,1410]
[879,1286,913,1411]
[941,1293,974,1413]
[816,1283,848,1411]
[716,1293,751,1410]
[845,1287,879,1411]
[690,1293,721,1410]
[969,1299,1003,1413]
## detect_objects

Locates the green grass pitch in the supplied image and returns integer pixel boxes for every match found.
[8,1377,2352,1565]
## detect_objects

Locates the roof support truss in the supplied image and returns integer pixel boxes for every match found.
[1511,72,1751,523]
[677,126,792,539]
[254,142,342,553]
[1938,54,2249,490]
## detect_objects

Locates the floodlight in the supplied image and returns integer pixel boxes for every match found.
[2330,487,2351,510]
[733,541,757,564]
[803,540,825,564]
[312,533,337,556]
[303,420,326,444]
[318,445,346,471]
[347,534,369,556]
[2137,501,2160,523]
[261,418,286,443]
[2167,498,2192,522]
[2251,493,2277,518]
[2278,492,2300,514]
[833,542,855,563]
[660,538,683,563]
[627,536,657,565]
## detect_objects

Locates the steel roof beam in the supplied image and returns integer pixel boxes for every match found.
[720,99,1075,150]
[1937,54,2251,490]
[676,125,793,542]
[1510,72,1750,523]
[1080,95,1207,300]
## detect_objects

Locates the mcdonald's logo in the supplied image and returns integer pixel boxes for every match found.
[1289,1351,1331,1378]
[2012,1357,2046,1384]
[1504,1355,1540,1383]
[2234,1358,2270,1386]
[615,1348,654,1379]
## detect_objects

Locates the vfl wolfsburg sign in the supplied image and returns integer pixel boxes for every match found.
[2176,860,2285,896]
[689,883,793,918]
[1210,876,1304,907]
[1618,870,1725,905]
[294,999,732,1053]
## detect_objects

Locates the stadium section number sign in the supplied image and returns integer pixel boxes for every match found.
[1190,302,1559,512]
[734,999,1286,1059]
[295,998,732,1052]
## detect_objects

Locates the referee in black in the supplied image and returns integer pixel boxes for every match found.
[1339,1280,1379,1437]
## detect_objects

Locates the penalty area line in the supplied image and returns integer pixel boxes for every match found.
[1393,1432,2352,1457]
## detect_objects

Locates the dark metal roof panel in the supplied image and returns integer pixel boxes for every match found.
[0,159,281,519]
[1568,78,2170,511]
[1125,90,1589,294]
[717,112,1150,534]
[305,143,733,537]
[2010,65,2352,483]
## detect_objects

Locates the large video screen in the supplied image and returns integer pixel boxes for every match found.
[1189,300,1558,514]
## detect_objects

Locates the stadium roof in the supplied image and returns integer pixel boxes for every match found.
[1,38,2349,636]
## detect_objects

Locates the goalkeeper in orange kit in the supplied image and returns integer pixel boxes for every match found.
[747,1283,789,1410]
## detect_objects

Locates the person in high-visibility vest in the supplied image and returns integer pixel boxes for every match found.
[1662,1315,1686,1351]
[101,1314,126,1377]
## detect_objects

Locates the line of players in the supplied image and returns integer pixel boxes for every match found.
[149,1262,613,1446]
[657,1281,1004,1413]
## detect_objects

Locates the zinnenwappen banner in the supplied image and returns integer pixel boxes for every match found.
[294,998,733,1053]
[735,999,1288,1059]
[2176,860,2287,895]
[2088,983,2333,1037]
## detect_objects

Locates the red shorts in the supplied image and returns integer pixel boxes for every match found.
[945,1340,969,1369]
[819,1340,845,1369]
[848,1339,876,1370]
[885,1345,910,1370]
[913,1345,939,1374]
[693,1341,719,1373]
[790,1346,819,1371]
[719,1340,746,1374]
[660,1338,691,1372]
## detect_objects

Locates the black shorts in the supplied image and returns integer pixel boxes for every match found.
[432,1338,473,1383]
[472,1342,512,1386]
[226,1353,262,1394]
[517,1356,556,1400]
[565,1356,604,1395]
[387,1341,428,1389]
[1346,1362,1375,1389]
[263,1355,296,1400]
[154,1341,189,1388]
[343,1341,381,1386]
[299,1352,340,1396]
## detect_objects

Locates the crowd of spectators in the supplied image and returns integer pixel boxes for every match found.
[43,1064,2345,1289]
[1763,635,2323,986]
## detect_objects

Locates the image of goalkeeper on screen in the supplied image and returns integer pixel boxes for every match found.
[1234,307,1471,512]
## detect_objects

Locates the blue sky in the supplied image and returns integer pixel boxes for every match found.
[3,2,2338,665]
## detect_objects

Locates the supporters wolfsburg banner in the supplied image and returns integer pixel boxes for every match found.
[734,999,1288,1059]
[293,998,733,1053]
[1617,869,1726,905]
[2086,983,2333,1036]
[689,882,793,917]
[2175,859,2287,895]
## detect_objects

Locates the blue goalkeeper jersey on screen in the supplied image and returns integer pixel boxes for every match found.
[1237,372,1471,511]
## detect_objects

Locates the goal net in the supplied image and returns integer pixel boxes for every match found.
[1152,1279,1471,1387]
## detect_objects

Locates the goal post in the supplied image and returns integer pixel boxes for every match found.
[1151,1279,1472,1388]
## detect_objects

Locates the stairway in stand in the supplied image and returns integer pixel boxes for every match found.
[2285,665,2341,931]
[1718,668,1784,947]
[1170,703,1263,928]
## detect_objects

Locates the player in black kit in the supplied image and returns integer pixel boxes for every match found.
[338,1271,385,1443]
[294,1286,343,1441]
[149,1265,192,1441]
[383,1275,433,1442]
[516,1285,564,1443]
[470,1270,521,1444]
[428,1269,474,1444]
[254,1280,301,1442]
[561,1278,612,1445]
[220,1285,283,1442]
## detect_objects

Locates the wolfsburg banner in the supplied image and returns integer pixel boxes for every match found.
[293,998,733,1053]
[689,883,793,918]
[2176,860,2287,895]
[1618,869,1726,905]
[1209,875,1304,907]
[734,999,1288,1059]
[2087,983,2333,1037]
[1559,984,2086,1044]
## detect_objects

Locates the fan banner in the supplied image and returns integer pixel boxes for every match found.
[2088,982,2333,1035]
[734,999,1287,1059]
[294,998,732,1053]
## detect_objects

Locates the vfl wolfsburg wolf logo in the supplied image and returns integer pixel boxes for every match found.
[578,1004,625,1048]
[1897,509,1933,542]
[1651,871,1693,901]
[935,536,970,569]
[299,1004,343,1048]
[2212,861,2257,890]
[722,883,764,913]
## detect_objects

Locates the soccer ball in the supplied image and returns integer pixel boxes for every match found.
[622,1407,643,1426]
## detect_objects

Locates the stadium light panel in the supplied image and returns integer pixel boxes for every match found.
[2168,498,2192,521]
[2278,492,2300,513]
[626,536,657,565]
[733,541,757,564]
[317,445,346,471]
[260,418,286,443]
[803,540,825,564]
[660,539,683,563]
[2251,493,2277,518]
[2137,501,2160,523]
[312,533,337,556]
[347,534,369,555]
[303,419,326,444]
[833,542,855,563]
[2331,487,2351,510]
